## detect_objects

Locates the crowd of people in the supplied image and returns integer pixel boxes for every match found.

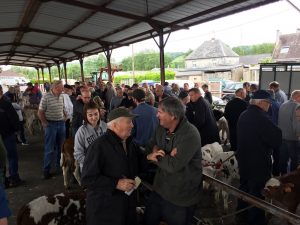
[0,78,299,225]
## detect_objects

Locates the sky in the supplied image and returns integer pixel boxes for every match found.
[111,0,300,62]
[1,0,300,70]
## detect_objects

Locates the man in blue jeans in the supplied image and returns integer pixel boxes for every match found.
[0,186,11,225]
[0,85,22,188]
[38,81,66,179]
[278,90,300,175]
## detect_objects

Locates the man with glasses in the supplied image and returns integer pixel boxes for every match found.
[235,90,282,225]
[72,89,91,136]
[145,97,202,225]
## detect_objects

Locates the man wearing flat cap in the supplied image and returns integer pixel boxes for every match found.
[235,90,282,225]
[81,108,139,225]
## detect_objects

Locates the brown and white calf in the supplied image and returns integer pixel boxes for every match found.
[17,191,86,225]
[60,138,81,189]
[263,168,300,217]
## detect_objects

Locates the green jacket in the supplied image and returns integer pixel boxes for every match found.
[148,118,202,207]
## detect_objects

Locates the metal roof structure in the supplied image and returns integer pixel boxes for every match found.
[0,0,278,69]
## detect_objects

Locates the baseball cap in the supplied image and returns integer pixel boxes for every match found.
[132,89,145,101]
[107,108,137,122]
[251,90,273,103]
[178,91,188,99]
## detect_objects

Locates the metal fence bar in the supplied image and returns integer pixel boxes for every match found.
[203,174,300,225]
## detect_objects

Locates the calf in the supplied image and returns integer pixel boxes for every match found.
[202,144,239,211]
[211,151,239,211]
[217,116,229,145]
[60,138,81,189]
[23,106,42,135]
[17,191,86,225]
[263,168,300,217]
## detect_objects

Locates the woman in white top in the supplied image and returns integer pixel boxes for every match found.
[74,100,107,171]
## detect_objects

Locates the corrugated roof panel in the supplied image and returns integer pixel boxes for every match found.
[79,0,107,4]
[0,0,26,27]
[39,49,66,56]
[16,45,42,53]
[69,11,133,39]
[77,42,100,52]
[51,38,88,49]
[0,32,17,43]
[107,0,147,17]
[11,56,30,61]
[30,2,90,33]
[60,52,76,58]
[0,46,11,52]
[0,56,7,60]
[22,32,56,46]
[103,22,152,42]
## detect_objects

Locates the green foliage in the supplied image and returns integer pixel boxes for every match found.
[232,43,275,56]
[259,57,273,63]
[114,70,175,84]
[121,50,192,71]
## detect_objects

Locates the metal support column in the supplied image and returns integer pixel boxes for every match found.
[36,67,40,84]
[63,61,67,84]
[41,67,45,83]
[103,45,113,82]
[79,56,84,82]
[151,28,171,85]
[56,61,61,80]
[47,65,52,83]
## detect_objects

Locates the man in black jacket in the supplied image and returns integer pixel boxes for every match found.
[224,88,248,151]
[81,108,139,225]
[186,88,220,146]
[236,90,282,225]
[0,85,22,187]
[72,89,91,136]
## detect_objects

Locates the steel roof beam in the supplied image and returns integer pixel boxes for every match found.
[6,0,42,63]
[47,0,186,29]
[0,42,83,54]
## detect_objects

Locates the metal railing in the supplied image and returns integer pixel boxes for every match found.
[203,174,300,225]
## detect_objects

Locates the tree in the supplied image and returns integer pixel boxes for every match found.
[232,43,275,56]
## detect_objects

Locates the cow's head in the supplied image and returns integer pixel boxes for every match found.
[262,178,295,201]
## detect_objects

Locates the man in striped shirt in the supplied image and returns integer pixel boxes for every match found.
[38,80,65,179]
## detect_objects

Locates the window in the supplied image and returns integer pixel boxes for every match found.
[280,47,289,54]
[192,61,196,68]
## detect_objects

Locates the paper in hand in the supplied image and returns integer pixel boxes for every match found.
[125,176,142,196]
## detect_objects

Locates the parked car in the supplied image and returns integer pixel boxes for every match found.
[221,82,243,102]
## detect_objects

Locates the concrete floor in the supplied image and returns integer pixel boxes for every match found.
[5,132,296,225]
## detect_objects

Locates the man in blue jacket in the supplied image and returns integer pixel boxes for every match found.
[236,90,282,225]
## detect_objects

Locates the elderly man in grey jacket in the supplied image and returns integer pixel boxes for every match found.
[278,90,300,174]
[145,97,202,225]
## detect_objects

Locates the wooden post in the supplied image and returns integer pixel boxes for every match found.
[79,56,84,82]
[41,67,45,83]
[47,65,52,83]
[63,61,67,84]
[36,67,40,84]
[103,45,112,82]
[56,61,61,80]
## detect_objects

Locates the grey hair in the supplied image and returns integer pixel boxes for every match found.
[249,99,265,105]
[158,97,185,120]
[107,117,123,129]
[51,80,63,89]
[291,90,300,100]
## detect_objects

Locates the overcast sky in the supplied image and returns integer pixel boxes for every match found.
[111,0,300,62]
[1,0,300,71]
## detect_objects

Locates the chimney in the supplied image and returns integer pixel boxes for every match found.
[276,30,281,43]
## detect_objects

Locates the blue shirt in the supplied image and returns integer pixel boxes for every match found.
[132,103,159,147]
[0,186,11,219]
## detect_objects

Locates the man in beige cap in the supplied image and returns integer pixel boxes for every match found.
[81,108,139,225]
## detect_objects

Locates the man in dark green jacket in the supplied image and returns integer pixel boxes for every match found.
[145,97,202,225]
